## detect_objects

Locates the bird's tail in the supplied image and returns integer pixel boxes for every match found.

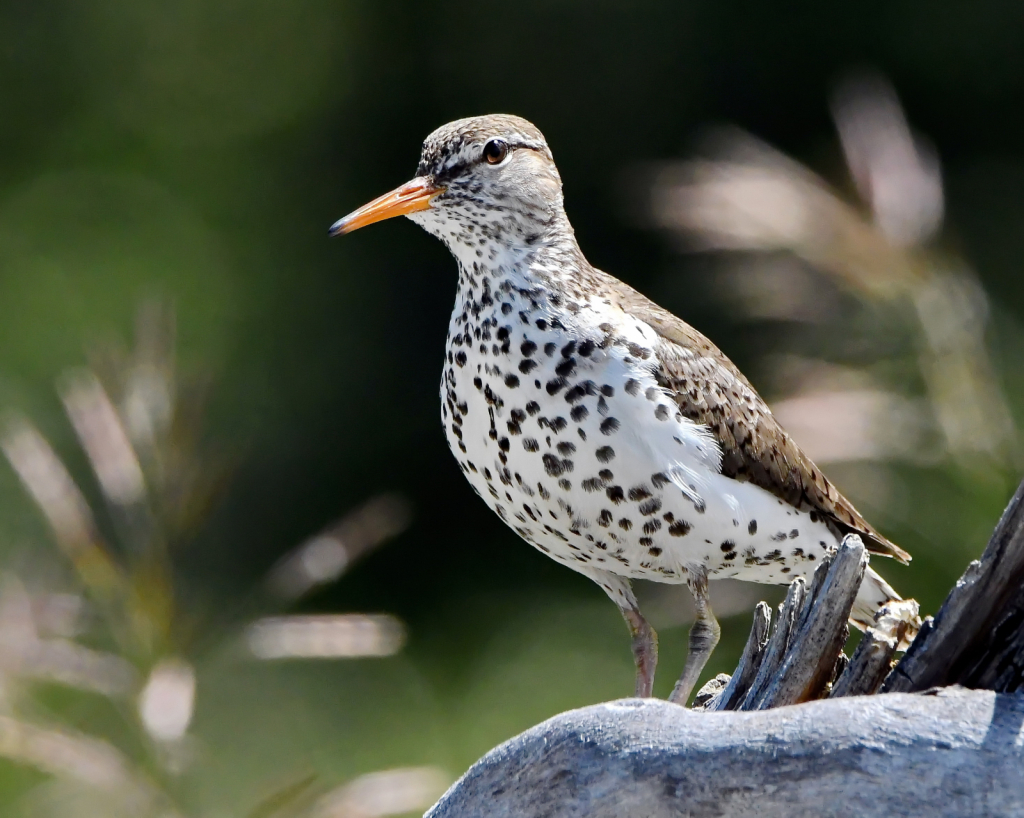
[851,567,920,649]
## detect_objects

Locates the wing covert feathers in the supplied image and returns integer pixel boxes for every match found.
[601,272,911,565]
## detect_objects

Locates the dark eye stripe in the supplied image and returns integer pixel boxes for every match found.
[422,143,543,181]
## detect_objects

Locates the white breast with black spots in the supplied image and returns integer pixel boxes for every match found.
[441,269,839,588]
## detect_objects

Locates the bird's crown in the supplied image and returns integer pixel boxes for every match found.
[416,114,551,180]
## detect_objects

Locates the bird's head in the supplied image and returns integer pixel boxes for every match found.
[330,115,568,251]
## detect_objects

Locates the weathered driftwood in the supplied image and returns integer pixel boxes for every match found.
[832,604,909,698]
[747,537,864,708]
[702,602,770,710]
[425,690,1024,818]
[884,476,1024,694]
[425,477,1024,818]
[699,536,865,710]
[831,628,897,698]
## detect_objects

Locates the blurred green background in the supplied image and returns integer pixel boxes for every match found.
[1,1,1023,815]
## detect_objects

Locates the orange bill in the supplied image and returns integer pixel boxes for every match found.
[329,177,444,236]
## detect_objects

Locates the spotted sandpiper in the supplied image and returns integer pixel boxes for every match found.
[330,115,914,704]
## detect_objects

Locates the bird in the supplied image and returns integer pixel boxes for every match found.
[330,114,915,704]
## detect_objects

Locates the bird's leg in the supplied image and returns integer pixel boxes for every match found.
[582,568,658,697]
[670,566,720,706]
[621,604,658,698]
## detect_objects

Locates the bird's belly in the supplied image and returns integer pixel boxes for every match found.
[440,303,836,586]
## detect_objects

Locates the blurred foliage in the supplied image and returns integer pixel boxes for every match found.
[1,0,1023,813]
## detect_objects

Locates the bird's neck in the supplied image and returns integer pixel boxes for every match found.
[447,220,589,312]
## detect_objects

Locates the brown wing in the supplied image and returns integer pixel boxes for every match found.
[599,272,910,564]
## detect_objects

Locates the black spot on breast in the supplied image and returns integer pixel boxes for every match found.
[599,417,620,435]
[582,477,603,492]
[455,351,467,367]
[628,485,652,501]
[625,379,640,396]
[578,339,595,356]
[721,540,735,552]
[556,441,576,455]
[606,485,625,503]
[546,378,568,395]
[596,446,615,462]
[598,509,612,527]
[789,529,799,538]
[618,518,632,531]
[505,374,520,388]
[570,405,589,422]
[558,479,572,491]
[551,417,568,432]
[473,377,483,389]
[654,404,670,421]
[639,537,654,547]
[564,384,586,403]
[669,520,691,537]
[542,453,565,476]
[521,340,537,357]
[748,520,758,535]
[555,358,576,377]
[645,387,659,401]
[526,401,540,415]
[519,359,538,374]
[642,519,662,534]
[544,342,557,356]
[561,341,576,357]
[536,318,548,330]
[651,472,670,489]
[523,438,539,452]
[639,498,662,516]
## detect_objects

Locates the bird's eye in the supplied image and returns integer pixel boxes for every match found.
[483,139,508,165]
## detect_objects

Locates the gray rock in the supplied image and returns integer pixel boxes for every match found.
[426,689,1024,818]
